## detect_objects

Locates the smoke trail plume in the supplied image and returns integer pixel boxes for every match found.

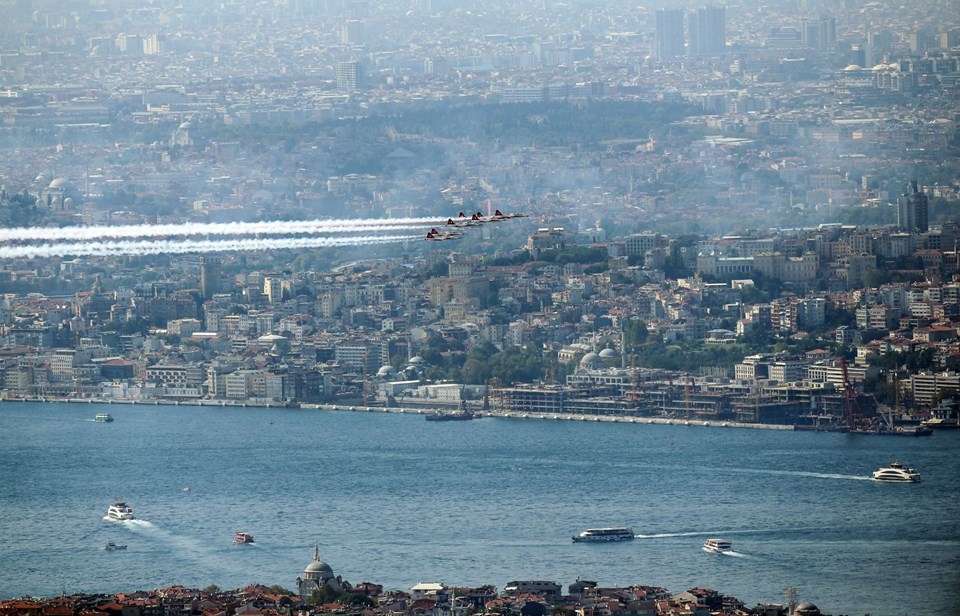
[0,217,445,242]
[0,234,422,259]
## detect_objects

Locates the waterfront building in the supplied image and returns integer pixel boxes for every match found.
[905,370,960,406]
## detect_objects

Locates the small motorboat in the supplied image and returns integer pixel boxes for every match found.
[105,542,127,551]
[234,532,255,544]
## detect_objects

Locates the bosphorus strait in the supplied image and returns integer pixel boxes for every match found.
[1,401,958,616]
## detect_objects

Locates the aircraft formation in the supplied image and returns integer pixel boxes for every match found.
[429,209,527,241]
[0,210,528,258]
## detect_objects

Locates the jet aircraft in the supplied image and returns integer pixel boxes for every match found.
[447,212,484,228]
[491,209,528,220]
[426,228,463,241]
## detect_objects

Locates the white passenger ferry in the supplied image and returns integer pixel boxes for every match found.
[872,459,921,482]
[571,527,635,542]
[702,538,732,553]
[106,500,134,521]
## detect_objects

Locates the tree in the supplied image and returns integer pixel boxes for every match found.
[622,320,648,347]
[309,585,345,605]
[268,584,295,595]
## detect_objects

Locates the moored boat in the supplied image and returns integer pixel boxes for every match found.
[572,527,635,542]
[921,417,960,430]
[872,459,921,482]
[703,538,732,553]
[425,410,476,421]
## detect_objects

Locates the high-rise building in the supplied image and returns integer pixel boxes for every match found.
[200,256,221,300]
[340,20,365,45]
[687,7,726,57]
[336,61,364,92]
[801,15,836,51]
[898,180,929,233]
[655,9,685,59]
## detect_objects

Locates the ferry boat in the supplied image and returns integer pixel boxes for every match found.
[104,542,127,551]
[703,538,732,553]
[94,413,114,422]
[921,417,960,430]
[106,500,134,521]
[571,527,635,542]
[234,532,255,544]
[872,459,921,482]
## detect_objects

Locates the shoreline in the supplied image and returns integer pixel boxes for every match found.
[0,395,802,431]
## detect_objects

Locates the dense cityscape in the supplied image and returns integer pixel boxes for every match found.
[1,1,959,614]
[0,559,834,616]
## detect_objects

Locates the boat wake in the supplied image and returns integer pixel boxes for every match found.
[103,515,149,525]
[116,519,221,558]
[715,467,873,482]
[636,531,711,539]
[636,527,821,540]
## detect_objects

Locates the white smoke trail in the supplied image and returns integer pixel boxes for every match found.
[0,234,422,259]
[0,217,445,242]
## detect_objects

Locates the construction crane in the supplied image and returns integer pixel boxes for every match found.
[839,357,865,432]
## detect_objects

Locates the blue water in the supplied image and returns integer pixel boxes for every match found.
[1,401,958,616]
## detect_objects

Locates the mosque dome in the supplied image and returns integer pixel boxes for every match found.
[843,64,863,71]
[794,602,821,616]
[48,177,70,188]
[377,365,397,378]
[599,347,618,359]
[579,352,604,370]
[408,356,426,364]
[305,558,334,576]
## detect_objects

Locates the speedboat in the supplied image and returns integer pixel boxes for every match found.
[703,538,732,553]
[94,413,114,422]
[872,459,921,482]
[106,500,134,521]
[234,532,255,544]
[571,527,635,542]
[104,542,127,551]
